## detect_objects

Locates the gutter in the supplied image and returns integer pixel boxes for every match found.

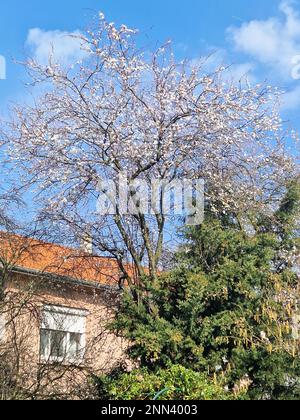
[8,265,121,294]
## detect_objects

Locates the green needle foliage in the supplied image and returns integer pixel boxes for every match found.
[106,182,300,400]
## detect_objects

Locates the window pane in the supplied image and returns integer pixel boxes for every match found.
[50,331,66,359]
[69,333,82,358]
[40,329,50,358]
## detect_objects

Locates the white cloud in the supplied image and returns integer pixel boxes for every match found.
[191,48,256,85]
[282,85,300,110]
[227,62,256,84]
[228,0,300,81]
[26,28,86,65]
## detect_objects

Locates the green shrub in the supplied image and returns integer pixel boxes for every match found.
[97,365,240,400]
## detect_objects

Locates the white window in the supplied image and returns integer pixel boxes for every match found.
[40,305,88,364]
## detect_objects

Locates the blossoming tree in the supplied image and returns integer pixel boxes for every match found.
[3,14,298,287]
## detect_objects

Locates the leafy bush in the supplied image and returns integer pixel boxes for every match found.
[96,365,240,400]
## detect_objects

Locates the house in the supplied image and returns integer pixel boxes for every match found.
[0,232,131,399]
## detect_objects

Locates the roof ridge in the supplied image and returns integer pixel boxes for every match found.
[0,230,115,260]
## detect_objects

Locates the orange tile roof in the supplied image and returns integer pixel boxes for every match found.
[0,232,122,287]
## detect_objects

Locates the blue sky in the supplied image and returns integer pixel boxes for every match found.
[1,0,300,127]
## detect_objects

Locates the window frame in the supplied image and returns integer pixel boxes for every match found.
[39,305,88,365]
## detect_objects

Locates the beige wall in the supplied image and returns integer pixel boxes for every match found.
[1,272,129,399]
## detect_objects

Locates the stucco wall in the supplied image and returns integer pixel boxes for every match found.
[1,272,130,399]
